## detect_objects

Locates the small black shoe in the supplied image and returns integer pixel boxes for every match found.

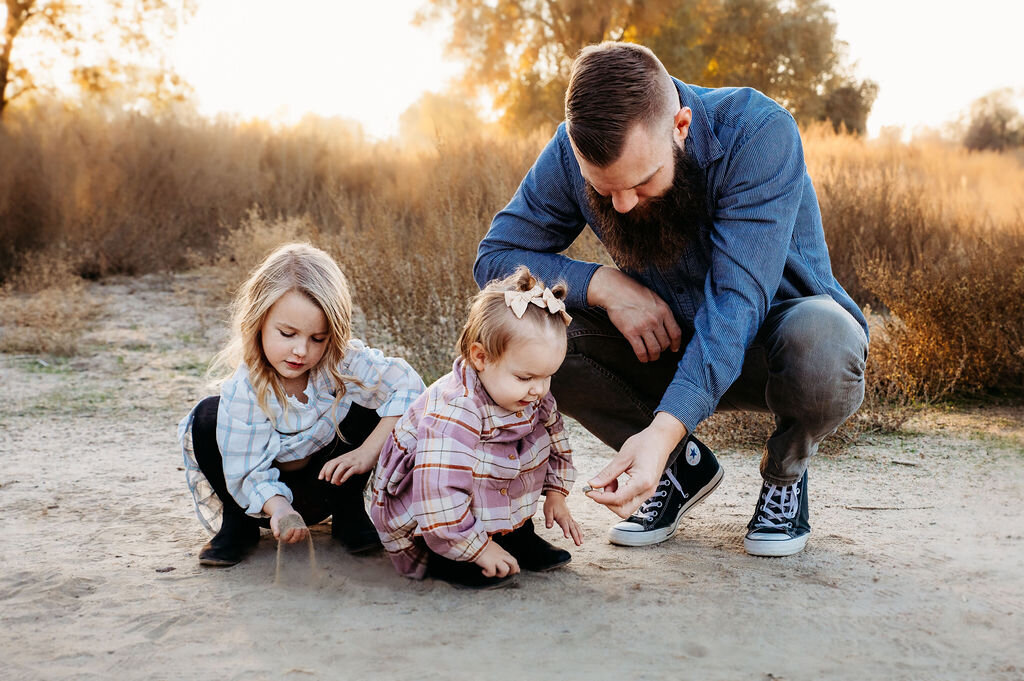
[493,518,571,572]
[744,470,810,556]
[608,434,724,547]
[198,512,260,567]
[332,506,383,554]
[427,553,518,590]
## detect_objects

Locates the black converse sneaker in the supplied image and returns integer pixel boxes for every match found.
[744,471,810,557]
[607,435,724,547]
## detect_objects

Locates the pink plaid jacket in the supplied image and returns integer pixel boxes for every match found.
[370,357,576,579]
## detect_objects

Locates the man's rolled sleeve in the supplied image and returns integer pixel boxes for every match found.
[657,111,805,429]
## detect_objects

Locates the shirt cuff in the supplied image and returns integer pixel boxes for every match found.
[422,524,490,563]
[562,260,603,310]
[244,481,293,517]
[655,380,714,434]
[542,483,571,497]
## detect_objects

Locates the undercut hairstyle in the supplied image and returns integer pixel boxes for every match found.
[565,42,677,166]
[456,266,569,364]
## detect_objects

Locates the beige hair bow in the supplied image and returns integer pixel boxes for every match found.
[504,285,572,324]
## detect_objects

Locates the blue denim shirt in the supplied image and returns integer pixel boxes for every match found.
[474,78,868,433]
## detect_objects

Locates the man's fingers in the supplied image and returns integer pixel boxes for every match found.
[652,324,671,352]
[642,331,662,361]
[665,315,683,352]
[544,506,554,528]
[480,562,496,577]
[589,455,629,489]
[591,476,650,517]
[626,333,650,363]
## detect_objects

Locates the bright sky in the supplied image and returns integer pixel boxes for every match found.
[828,0,1024,137]
[173,0,1024,139]
[173,0,460,138]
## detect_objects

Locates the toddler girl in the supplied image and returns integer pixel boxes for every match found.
[371,267,583,589]
[178,243,425,566]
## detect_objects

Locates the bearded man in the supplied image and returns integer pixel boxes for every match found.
[473,42,868,557]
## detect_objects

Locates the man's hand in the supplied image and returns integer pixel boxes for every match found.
[543,492,583,546]
[319,445,378,485]
[473,540,520,578]
[586,413,688,518]
[588,266,682,363]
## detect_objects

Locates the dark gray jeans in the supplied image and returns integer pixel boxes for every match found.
[550,295,868,486]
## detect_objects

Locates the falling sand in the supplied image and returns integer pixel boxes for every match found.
[274,515,323,586]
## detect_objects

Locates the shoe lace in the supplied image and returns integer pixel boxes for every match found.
[752,480,801,530]
[633,468,687,521]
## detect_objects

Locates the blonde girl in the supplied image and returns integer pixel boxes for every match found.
[371,266,582,589]
[178,243,425,566]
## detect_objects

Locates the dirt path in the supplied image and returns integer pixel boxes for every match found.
[1,273,1022,681]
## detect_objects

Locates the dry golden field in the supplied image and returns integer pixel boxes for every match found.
[1,107,1023,418]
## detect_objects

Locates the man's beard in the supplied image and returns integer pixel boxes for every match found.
[585,142,709,272]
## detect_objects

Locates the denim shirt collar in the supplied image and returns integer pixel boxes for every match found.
[672,78,724,169]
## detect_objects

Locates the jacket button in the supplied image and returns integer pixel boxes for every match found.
[500,488,508,496]
[515,410,524,417]
[508,454,516,460]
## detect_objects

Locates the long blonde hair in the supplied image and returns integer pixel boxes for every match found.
[456,266,570,363]
[210,242,357,420]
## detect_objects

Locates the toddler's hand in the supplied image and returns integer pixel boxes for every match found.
[473,540,520,578]
[319,446,378,486]
[271,510,308,543]
[544,492,583,546]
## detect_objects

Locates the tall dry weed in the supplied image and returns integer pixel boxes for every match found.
[0,249,99,356]
[859,249,1024,400]
[4,107,1024,404]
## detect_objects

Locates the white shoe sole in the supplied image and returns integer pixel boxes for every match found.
[743,532,810,557]
[607,465,725,547]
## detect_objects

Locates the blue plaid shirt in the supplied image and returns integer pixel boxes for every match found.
[179,339,425,531]
[474,79,868,433]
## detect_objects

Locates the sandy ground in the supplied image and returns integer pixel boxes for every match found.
[1,272,1022,681]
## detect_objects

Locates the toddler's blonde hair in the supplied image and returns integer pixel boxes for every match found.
[211,242,358,420]
[456,266,570,363]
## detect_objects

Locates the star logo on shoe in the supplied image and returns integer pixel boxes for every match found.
[685,441,701,466]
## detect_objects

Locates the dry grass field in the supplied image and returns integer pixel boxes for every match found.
[2,108,1022,401]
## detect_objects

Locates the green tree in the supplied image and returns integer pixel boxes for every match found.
[1,0,194,118]
[417,0,876,134]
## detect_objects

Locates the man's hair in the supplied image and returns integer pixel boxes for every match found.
[565,42,676,166]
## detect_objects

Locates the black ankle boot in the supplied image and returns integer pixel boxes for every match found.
[198,510,260,567]
[428,553,518,590]
[493,518,572,572]
[329,471,382,554]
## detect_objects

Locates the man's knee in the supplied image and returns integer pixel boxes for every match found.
[768,298,867,423]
